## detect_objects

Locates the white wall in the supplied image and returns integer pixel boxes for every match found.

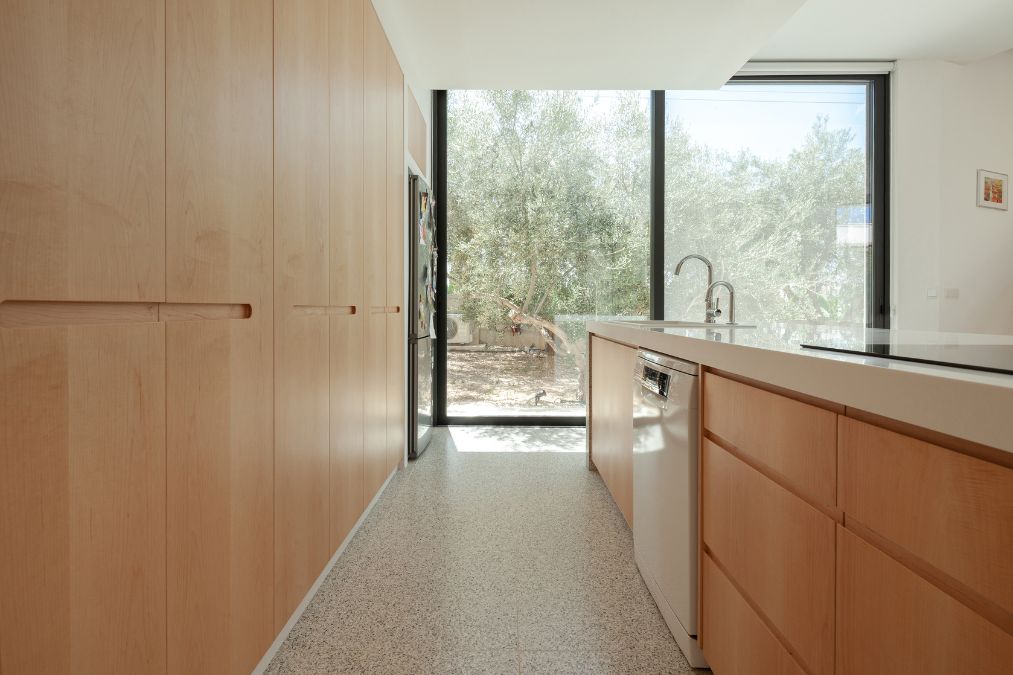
[891,50,1013,334]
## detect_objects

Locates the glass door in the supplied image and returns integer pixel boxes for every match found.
[439,90,651,424]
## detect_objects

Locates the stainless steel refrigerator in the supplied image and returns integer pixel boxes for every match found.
[408,174,437,459]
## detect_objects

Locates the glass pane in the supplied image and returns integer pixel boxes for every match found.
[446,90,650,417]
[664,83,871,326]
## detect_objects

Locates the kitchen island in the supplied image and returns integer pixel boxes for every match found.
[586,320,1013,675]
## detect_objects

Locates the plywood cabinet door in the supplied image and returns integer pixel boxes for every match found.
[837,526,1013,675]
[839,417,1013,617]
[702,439,836,675]
[363,1,391,502]
[274,0,333,631]
[164,0,275,671]
[329,0,367,553]
[0,0,165,304]
[0,325,167,674]
[1,1,168,672]
[589,335,636,526]
[386,42,406,474]
[702,554,805,675]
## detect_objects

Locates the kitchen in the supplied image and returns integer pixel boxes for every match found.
[1,1,1011,674]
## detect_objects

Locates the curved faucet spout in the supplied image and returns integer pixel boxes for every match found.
[674,254,714,289]
[705,280,736,325]
[674,254,715,322]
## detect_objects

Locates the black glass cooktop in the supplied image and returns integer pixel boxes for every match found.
[801,340,1013,376]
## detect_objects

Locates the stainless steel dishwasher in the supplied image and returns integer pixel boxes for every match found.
[632,350,706,669]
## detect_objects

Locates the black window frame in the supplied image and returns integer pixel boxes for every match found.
[433,75,889,427]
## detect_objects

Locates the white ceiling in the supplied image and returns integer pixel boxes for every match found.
[374,0,1013,91]
[756,0,1013,63]
[373,0,806,90]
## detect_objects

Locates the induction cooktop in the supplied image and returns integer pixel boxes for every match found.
[801,340,1013,376]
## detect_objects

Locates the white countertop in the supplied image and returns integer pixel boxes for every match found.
[587,320,1013,453]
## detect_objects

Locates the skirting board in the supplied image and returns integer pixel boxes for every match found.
[250,465,399,674]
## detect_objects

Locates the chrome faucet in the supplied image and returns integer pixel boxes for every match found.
[705,280,736,325]
[674,254,716,323]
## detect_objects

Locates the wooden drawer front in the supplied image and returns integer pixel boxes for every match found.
[702,554,805,675]
[703,439,835,675]
[703,373,836,505]
[840,417,1013,615]
[837,527,1013,675]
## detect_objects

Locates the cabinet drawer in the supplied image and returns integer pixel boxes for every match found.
[703,373,836,505]
[837,527,1013,675]
[839,417,1013,615]
[703,439,835,675]
[702,553,804,675]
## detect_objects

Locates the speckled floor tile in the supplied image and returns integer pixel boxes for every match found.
[265,427,705,674]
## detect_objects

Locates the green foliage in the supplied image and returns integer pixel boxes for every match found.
[447,91,651,343]
[447,90,870,352]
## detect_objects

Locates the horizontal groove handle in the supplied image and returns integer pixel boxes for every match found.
[0,300,251,329]
[292,304,357,316]
[369,305,401,314]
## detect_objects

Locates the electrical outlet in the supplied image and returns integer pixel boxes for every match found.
[944,288,960,299]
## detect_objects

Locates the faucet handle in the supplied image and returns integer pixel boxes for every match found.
[707,297,723,320]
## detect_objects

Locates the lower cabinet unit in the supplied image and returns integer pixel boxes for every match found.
[273,313,332,630]
[0,324,168,675]
[837,526,1013,675]
[588,335,636,526]
[166,318,275,675]
[839,416,1013,616]
[702,554,805,675]
[330,313,366,550]
[702,439,835,675]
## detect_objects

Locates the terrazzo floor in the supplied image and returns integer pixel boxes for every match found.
[265,426,699,674]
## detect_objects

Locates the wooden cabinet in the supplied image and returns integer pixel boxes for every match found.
[703,373,837,506]
[273,0,334,631]
[702,554,805,675]
[701,371,1013,675]
[702,439,835,675]
[839,417,1013,616]
[164,0,275,672]
[364,0,391,501]
[0,0,411,668]
[386,42,406,474]
[329,0,368,551]
[837,527,1013,675]
[0,0,165,305]
[588,335,636,526]
[0,1,168,673]
[0,325,168,674]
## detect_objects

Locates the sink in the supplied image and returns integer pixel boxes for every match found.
[615,319,755,329]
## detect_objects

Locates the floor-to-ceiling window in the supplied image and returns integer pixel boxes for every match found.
[441,90,651,422]
[435,75,888,426]
[663,79,881,326]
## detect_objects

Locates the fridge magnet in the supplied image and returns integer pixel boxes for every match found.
[977,169,1008,210]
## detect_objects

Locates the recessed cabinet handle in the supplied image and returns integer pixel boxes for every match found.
[292,305,356,316]
[369,305,400,314]
[0,300,252,328]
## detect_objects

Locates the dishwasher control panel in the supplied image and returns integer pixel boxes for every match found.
[639,365,670,397]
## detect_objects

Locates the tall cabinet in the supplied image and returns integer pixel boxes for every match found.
[165,0,276,672]
[0,1,167,673]
[0,0,411,671]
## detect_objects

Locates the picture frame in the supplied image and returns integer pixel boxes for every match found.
[977,169,1008,210]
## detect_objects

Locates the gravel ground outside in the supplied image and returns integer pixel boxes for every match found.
[447,349,585,416]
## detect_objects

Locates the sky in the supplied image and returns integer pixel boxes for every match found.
[666,83,868,160]
[574,84,867,161]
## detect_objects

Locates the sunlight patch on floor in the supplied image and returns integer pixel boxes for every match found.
[447,425,586,453]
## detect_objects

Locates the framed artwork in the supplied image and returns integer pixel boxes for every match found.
[977,169,1008,210]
